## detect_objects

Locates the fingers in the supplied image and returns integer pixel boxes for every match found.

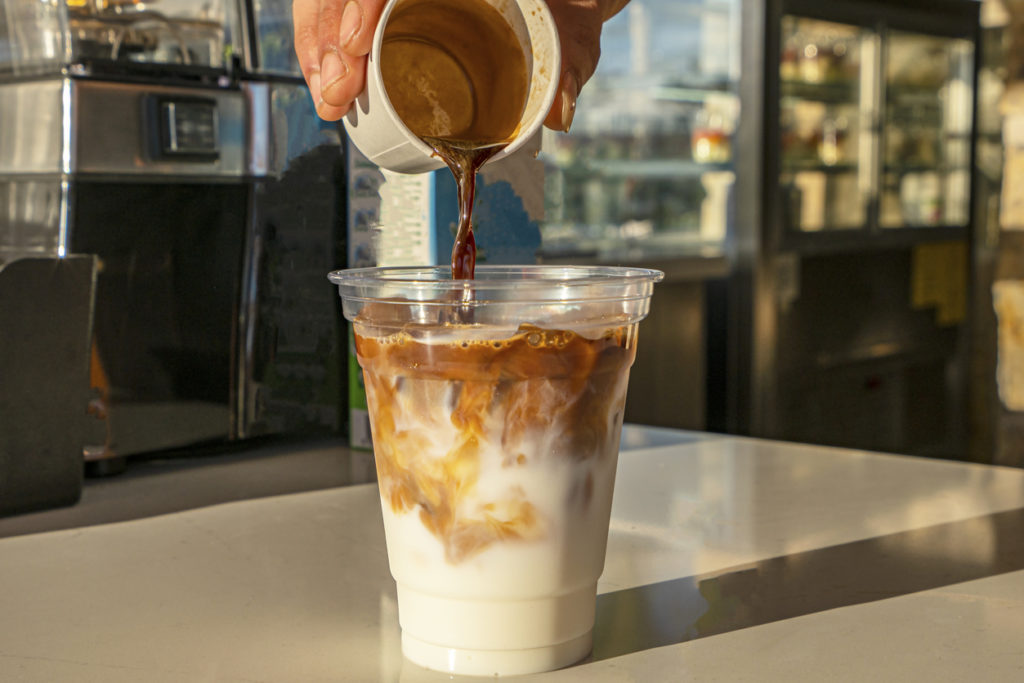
[318,51,366,119]
[337,0,388,58]
[293,0,323,104]
[293,0,387,121]
[543,0,603,133]
[314,0,357,119]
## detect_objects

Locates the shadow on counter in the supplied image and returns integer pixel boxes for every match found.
[590,506,1024,661]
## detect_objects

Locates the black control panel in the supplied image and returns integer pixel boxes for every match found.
[148,96,220,160]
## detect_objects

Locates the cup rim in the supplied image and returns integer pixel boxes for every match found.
[328,264,665,292]
[368,0,561,165]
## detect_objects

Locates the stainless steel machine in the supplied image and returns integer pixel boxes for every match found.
[0,0,346,482]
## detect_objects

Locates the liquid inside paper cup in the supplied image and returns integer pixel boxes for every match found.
[329,266,663,676]
[343,0,560,174]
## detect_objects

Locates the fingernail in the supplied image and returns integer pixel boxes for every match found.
[309,71,322,106]
[340,1,363,49]
[320,51,348,91]
[560,72,578,132]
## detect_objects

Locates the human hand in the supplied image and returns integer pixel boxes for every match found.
[292,0,630,131]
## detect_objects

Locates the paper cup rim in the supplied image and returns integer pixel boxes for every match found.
[367,0,562,166]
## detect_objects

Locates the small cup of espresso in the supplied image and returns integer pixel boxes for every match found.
[344,0,561,174]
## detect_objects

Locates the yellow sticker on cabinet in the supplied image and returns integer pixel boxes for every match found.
[911,241,967,326]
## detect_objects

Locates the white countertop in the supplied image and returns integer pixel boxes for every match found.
[2,428,1023,681]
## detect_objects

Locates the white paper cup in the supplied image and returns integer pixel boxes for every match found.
[343,0,561,174]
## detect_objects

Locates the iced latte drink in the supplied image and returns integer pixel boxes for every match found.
[330,265,661,676]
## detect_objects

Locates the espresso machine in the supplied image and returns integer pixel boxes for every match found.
[0,0,347,483]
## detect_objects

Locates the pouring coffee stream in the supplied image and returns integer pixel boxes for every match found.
[380,0,530,280]
[422,138,507,280]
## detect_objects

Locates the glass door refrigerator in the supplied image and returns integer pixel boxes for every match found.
[537,0,741,430]
[727,0,981,459]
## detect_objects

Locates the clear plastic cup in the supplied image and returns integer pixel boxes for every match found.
[329,265,662,676]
